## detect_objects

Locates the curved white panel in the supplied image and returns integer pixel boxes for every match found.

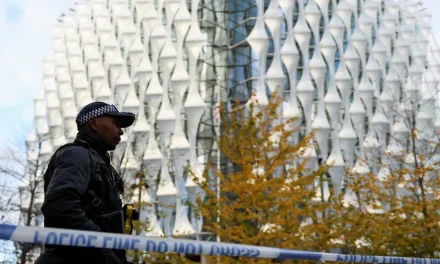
[34,0,440,237]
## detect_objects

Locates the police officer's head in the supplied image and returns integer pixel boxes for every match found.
[76,102,135,150]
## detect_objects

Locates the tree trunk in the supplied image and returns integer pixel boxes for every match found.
[19,244,28,264]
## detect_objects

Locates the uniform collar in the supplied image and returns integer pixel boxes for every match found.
[74,132,111,165]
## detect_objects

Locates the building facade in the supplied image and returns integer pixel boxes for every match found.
[24,0,440,245]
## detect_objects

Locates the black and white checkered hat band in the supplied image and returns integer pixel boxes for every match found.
[76,104,119,127]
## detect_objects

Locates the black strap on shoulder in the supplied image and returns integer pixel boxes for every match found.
[74,142,110,215]
[109,164,124,194]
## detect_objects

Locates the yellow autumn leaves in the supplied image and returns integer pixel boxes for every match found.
[129,92,440,263]
[193,94,440,263]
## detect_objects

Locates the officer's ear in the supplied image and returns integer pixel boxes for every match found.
[89,118,99,133]
[79,120,93,133]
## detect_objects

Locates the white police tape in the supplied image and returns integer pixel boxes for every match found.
[0,224,439,263]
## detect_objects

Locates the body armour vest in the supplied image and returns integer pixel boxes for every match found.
[43,141,125,237]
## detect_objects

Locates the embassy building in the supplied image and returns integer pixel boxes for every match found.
[22,0,440,257]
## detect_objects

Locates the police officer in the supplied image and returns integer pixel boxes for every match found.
[35,102,135,264]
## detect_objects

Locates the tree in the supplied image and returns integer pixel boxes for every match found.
[317,141,440,258]
[118,142,200,263]
[319,68,440,258]
[0,131,51,264]
[187,86,440,262]
[0,173,21,264]
[192,93,332,263]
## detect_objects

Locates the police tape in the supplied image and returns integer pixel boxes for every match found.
[0,224,439,263]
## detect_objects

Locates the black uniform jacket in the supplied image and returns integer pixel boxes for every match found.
[35,133,123,264]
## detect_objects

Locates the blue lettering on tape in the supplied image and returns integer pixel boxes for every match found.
[86,235,97,248]
[7,226,440,263]
[173,242,202,255]
[69,233,74,245]
[32,232,140,250]
[74,235,86,246]
[249,248,259,258]
[33,231,98,247]
[130,239,140,250]
[230,246,239,257]
[157,242,168,253]
[220,245,230,256]
[122,238,130,250]
[335,254,382,263]
[46,232,57,245]
[210,245,220,255]
[59,233,69,245]
[186,243,196,254]
[146,240,156,252]
[208,245,260,258]
[240,247,250,257]
[114,237,121,249]
[103,236,112,248]
[175,242,183,253]
[33,231,42,244]
[277,250,321,261]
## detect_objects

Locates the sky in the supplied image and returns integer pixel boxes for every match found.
[0,2,77,257]
[0,0,440,150]
[0,0,76,149]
